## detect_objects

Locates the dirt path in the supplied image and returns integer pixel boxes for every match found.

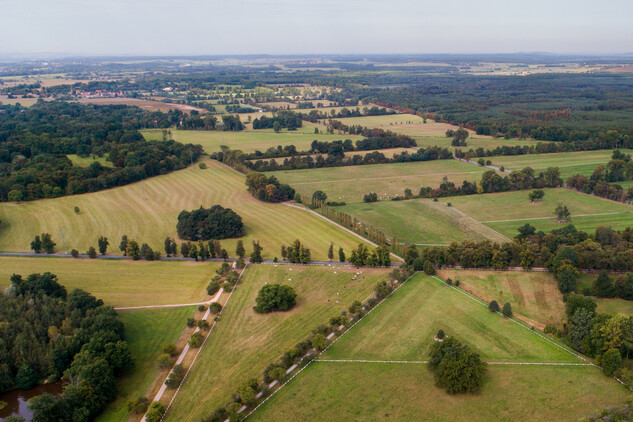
[114,288,224,310]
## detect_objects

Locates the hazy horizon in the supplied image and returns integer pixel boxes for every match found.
[2,0,632,57]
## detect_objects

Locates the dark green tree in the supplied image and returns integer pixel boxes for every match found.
[250,241,263,263]
[595,270,615,298]
[488,300,500,313]
[502,302,512,317]
[236,240,245,258]
[31,235,42,253]
[87,246,97,259]
[119,235,128,256]
[253,284,297,313]
[98,236,109,255]
[338,247,346,262]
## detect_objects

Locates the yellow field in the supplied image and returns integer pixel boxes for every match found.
[0,256,220,307]
[0,159,364,260]
[75,97,205,113]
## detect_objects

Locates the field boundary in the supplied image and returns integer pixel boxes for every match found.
[444,204,512,242]
[314,358,593,366]
[481,210,632,223]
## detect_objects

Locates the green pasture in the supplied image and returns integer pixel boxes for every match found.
[164,264,390,422]
[98,306,195,422]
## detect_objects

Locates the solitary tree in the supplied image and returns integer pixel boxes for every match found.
[502,302,513,317]
[555,203,571,223]
[338,247,346,262]
[488,300,500,313]
[236,240,245,259]
[119,235,128,256]
[250,241,263,263]
[30,235,42,253]
[528,189,545,203]
[98,236,109,255]
[41,233,55,254]
[87,246,97,259]
[327,242,334,261]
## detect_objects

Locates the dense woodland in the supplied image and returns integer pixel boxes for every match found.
[0,102,203,201]
[0,272,132,421]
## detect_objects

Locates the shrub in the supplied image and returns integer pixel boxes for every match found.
[165,364,185,389]
[145,402,166,422]
[436,329,445,339]
[199,162,207,169]
[488,300,500,313]
[209,302,222,314]
[198,304,207,312]
[197,320,210,330]
[423,261,436,275]
[217,262,231,276]
[446,278,453,286]
[502,302,513,317]
[348,300,362,314]
[127,396,149,414]
[71,249,79,258]
[87,246,97,259]
[189,332,204,348]
[157,353,172,369]
[455,279,460,287]
[253,284,297,313]
[602,348,622,376]
[186,318,196,327]
[207,280,221,295]
[163,343,178,357]
[311,333,327,350]
[176,205,244,241]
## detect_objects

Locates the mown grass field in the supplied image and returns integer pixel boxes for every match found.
[164,264,390,422]
[323,114,481,137]
[0,159,365,260]
[414,135,546,152]
[250,363,628,422]
[448,188,633,222]
[324,273,578,362]
[337,199,508,244]
[437,269,566,329]
[248,147,418,165]
[270,159,493,203]
[66,154,113,167]
[492,150,633,179]
[141,127,362,154]
[487,213,633,238]
[0,256,220,307]
[98,306,195,422]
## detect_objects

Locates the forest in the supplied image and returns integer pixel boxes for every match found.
[0,102,203,201]
[0,272,132,420]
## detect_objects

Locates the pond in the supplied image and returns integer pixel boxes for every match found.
[0,382,63,421]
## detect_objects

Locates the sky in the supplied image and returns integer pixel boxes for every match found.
[1,0,632,57]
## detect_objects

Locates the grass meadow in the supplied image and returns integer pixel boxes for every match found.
[0,256,220,307]
[0,159,365,260]
[141,126,362,154]
[437,269,566,329]
[98,306,195,422]
[164,264,390,422]
[322,273,578,363]
[66,154,113,167]
[270,159,493,203]
[250,363,628,422]
[337,199,508,245]
[491,150,633,179]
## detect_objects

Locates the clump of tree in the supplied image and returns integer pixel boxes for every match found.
[176,205,245,241]
[349,243,391,267]
[1,272,133,420]
[528,189,545,203]
[284,239,311,264]
[252,110,302,130]
[555,203,571,223]
[428,337,486,393]
[253,284,297,313]
[447,127,469,147]
[30,233,56,254]
[363,192,379,203]
[245,172,295,202]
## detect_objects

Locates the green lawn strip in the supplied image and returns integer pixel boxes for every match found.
[67,154,114,168]
[322,273,581,363]
[486,212,633,239]
[0,256,220,307]
[163,264,389,422]
[248,363,628,422]
[97,306,195,422]
[447,188,633,222]
[492,150,633,176]
[336,199,507,244]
